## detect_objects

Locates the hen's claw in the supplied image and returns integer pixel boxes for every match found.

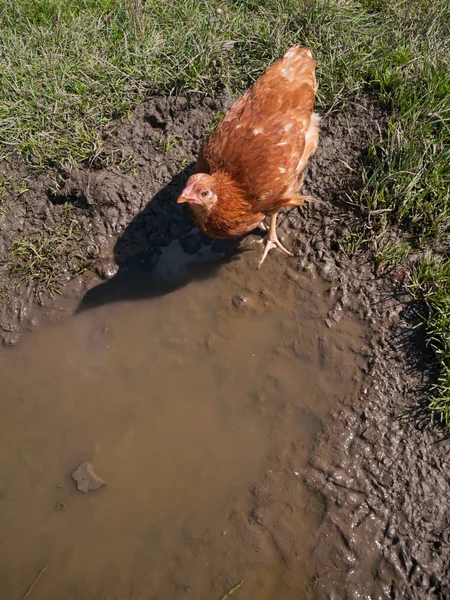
[257,210,292,268]
[258,236,292,268]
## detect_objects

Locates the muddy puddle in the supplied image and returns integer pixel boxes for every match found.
[0,237,367,599]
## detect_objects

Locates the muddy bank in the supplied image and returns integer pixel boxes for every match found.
[0,93,449,597]
[296,205,450,598]
[308,316,450,599]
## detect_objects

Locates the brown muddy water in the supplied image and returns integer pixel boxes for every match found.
[0,238,367,599]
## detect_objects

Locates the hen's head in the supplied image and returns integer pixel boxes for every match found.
[177,173,218,211]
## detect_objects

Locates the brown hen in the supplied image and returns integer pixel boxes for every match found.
[177,46,319,267]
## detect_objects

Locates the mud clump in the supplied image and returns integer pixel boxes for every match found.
[72,462,105,493]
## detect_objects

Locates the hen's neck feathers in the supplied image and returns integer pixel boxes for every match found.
[189,170,264,238]
[211,170,247,199]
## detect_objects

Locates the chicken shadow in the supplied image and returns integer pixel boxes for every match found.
[76,164,238,313]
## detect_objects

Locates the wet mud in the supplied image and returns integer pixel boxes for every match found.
[0,93,449,598]
[0,240,366,599]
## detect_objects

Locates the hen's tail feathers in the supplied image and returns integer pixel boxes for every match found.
[285,194,315,207]
[280,46,317,91]
[261,194,314,214]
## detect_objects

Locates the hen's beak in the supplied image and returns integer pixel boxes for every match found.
[177,184,195,204]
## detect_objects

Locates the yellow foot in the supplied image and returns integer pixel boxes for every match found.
[258,233,292,269]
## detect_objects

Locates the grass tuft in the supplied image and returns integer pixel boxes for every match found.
[10,219,95,294]
[409,258,450,425]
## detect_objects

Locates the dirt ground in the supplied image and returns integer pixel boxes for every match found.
[0,93,449,598]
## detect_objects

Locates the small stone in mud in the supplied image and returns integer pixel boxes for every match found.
[55,502,67,510]
[95,259,119,280]
[72,462,105,493]
[2,333,20,346]
[327,305,343,324]
[319,261,338,282]
[232,294,249,309]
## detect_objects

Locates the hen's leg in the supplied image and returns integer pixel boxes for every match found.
[258,211,292,269]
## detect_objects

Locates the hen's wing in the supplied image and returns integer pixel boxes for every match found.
[197,47,318,210]
[194,96,248,175]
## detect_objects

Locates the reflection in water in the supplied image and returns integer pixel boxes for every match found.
[78,234,237,312]
[0,239,366,599]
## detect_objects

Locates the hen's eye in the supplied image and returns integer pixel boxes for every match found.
[201,190,209,197]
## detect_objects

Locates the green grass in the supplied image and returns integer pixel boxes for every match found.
[0,0,449,419]
[409,258,450,424]
[0,170,29,218]
[220,580,245,599]
[10,218,95,293]
[157,135,180,155]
